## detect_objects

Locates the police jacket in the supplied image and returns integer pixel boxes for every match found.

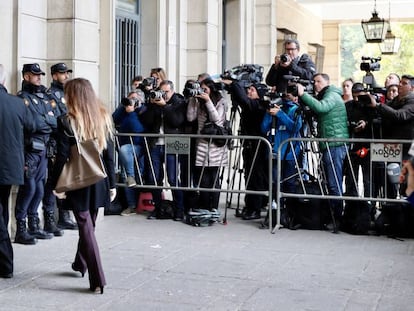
[18,81,57,149]
[140,93,187,135]
[48,80,67,116]
[0,84,36,185]
[112,105,145,146]
[227,82,265,136]
[300,85,349,150]
[378,92,414,158]
[265,54,316,93]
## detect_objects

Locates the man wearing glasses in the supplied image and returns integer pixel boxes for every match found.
[265,39,316,94]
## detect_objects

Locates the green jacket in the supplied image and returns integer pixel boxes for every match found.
[300,85,349,150]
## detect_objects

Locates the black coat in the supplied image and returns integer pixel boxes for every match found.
[227,82,265,136]
[140,93,187,135]
[0,85,35,185]
[50,115,116,212]
[378,92,414,158]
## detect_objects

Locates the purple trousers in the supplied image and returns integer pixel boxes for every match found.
[72,209,106,289]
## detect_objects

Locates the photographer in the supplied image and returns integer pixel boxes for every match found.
[112,91,145,215]
[297,73,349,231]
[187,78,229,213]
[261,94,302,211]
[222,79,268,220]
[265,39,316,94]
[344,83,380,197]
[140,80,186,220]
[367,74,414,160]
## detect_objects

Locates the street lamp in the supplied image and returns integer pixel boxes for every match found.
[379,1,401,55]
[361,0,387,43]
[380,25,401,55]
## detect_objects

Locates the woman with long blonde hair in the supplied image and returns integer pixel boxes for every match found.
[50,78,116,294]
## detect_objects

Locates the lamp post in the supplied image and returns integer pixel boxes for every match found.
[361,0,387,43]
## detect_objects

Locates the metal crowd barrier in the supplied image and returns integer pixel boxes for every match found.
[114,132,273,223]
[272,137,413,234]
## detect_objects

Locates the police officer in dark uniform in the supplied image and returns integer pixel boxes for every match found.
[0,64,35,277]
[14,63,56,244]
[42,63,77,232]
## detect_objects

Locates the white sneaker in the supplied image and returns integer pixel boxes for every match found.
[126,176,137,187]
[121,207,136,216]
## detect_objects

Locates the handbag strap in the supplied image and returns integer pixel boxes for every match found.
[68,118,82,155]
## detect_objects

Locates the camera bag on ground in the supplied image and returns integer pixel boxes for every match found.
[375,201,414,238]
[341,200,371,235]
[285,177,330,230]
[186,209,220,227]
[158,199,176,219]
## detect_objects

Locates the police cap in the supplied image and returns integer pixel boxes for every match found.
[51,63,72,74]
[22,63,45,76]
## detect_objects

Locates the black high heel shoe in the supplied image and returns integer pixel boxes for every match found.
[90,286,104,294]
[71,263,85,278]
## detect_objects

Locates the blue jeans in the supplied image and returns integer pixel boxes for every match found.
[118,144,144,179]
[119,144,144,208]
[146,145,184,215]
[322,144,347,219]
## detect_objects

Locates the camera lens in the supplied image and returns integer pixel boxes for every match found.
[280,54,289,63]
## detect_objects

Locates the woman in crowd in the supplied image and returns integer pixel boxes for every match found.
[342,78,354,103]
[187,78,228,211]
[50,78,116,294]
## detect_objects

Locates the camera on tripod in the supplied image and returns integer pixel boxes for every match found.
[183,81,204,98]
[284,75,314,96]
[220,64,264,88]
[360,56,381,73]
[359,56,386,103]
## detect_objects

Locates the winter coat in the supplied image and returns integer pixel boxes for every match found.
[300,85,349,150]
[261,100,302,160]
[265,54,316,93]
[50,115,116,212]
[187,97,228,167]
[112,105,145,146]
[0,85,35,185]
[226,82,265,136]
[378,92,414,158]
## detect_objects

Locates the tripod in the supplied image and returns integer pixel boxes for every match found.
[222,104,244,223]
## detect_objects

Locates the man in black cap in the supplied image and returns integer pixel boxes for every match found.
[14,63,56,244]
[221,78,269,220]
[42,63,77,232]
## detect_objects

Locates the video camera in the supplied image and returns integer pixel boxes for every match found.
[359,56,386,103]
[183,81,204,98]
[360,56,381,73]
[284,75,314,96]
[220,64,264,88]
[260,92,283,110]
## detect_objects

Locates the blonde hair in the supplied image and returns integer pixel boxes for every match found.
[64,78,113,152]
